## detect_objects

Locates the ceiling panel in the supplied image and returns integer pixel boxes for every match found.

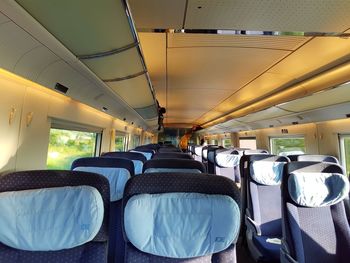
[185,0,350,32]
[83,47,144,80]
[268,37,350,79]
[107,74,154,108]
[168,34,310,50]
[139,32,167,106]
[0,11,10,24]
[236,107,290,123]
[168,47,289,91]
[16,0,133,54]
[129,0,187,29]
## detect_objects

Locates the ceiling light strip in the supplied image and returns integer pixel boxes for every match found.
[103,70,147,82]
[137,28,350,38]
[77,41,139,59]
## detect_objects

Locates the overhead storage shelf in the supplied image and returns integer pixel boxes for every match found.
[14,0,158,122]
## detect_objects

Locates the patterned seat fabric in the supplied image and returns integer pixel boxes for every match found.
[101,151,147,174]
[240,154,289,262]
[143,158,206,173]
[281,162,350,263]
[122,173,241,263]
[153,152,193,160]
[0,170,109,263]
[71,157,134,263]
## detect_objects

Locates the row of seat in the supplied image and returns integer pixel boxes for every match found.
[239,154,350,263]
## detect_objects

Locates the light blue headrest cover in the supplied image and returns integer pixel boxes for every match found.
[131,150,152,160]
[203,149,208,159]
[215,153,240,168]
[194,146,203,156]
[144,168,202,174]
[0,186,103,251]
[132,160,143,175]
[124,192,240,258]
[288,172,350,207]
[73,167,130,201]
[250,161,286,185]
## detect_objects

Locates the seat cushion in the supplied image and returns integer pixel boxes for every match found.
[252,235,281,261]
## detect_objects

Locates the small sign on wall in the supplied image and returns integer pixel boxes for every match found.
[281,129,288,134]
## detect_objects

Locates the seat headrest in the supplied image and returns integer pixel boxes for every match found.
[0,186,104,251]
[296,154,339,164]
[288,172,349,207]
[250,161,286,185]
[101,152,147,163]
[130,150,153,160]
[72,157,134,201]
[143,159,206,173]
[0,170,110,242]
[122,173,241,258]
[124,192,240,258]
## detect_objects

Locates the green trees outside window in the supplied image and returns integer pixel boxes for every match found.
[115,135,125,151]
[47,128,97,169]
[342,137,350,175]
[270,137,305,155]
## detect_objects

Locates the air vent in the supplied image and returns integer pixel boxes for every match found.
[102,107,108,112]
[54,83,69,94]
[292,121,299,125]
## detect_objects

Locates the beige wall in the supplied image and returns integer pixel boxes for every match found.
[0,69,154,173]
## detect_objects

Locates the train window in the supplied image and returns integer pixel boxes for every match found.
[223,138,232,148]
[339,135,350,175]
[47,128,99,169]
[211,139,218,145]
[270,137,305,156]
[132,135,141,148]
[239,137,257,149]
[115,132,127,151]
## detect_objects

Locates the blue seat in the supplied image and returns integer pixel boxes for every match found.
[240,154,289,262]
[143,158,206,173]
[158,147,182,153]
[214,148,242,183]
[0,170,109,263]
[101,151,147,174]
[207,146,224,174]
[296,154,339,164]
[122,172,241,262]
[71,157,134,263]
[153,152,193,159]
[281,161,350,263]
[130,149,154,160]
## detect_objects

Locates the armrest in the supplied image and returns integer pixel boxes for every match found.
[245,215,261,235]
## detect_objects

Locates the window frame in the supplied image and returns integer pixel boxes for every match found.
[339,134,350,175]
[269,135,306,155]
[115,131,127,152]
[239,136,257,149]
[222,138,232,148]
[47,125,102,170]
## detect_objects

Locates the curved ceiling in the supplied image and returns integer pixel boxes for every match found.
[130,0,350,128]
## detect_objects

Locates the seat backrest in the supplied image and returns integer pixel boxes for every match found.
[240,155,289,237]
[153,152,193,160]
[207,146,224,174]
[281,162,350,263]
[101,151,147,174]
[243,149,269,155]
[71,157,134,263]
[130,149,154,160]
[143,158,206,173]
[122,173,241,262]
[296,154,339,164]
[0,170,109,263]
[214,149,241,182]
[158,147,182,153]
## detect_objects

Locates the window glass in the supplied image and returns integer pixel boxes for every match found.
[211,139,218,145]
[270,137,305,156]
[132,135,141,149]
[223,138,232,148]
[340,135,350,175]
[47,128,98,170]
[115,135,126,151]
[239,137,257,149]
